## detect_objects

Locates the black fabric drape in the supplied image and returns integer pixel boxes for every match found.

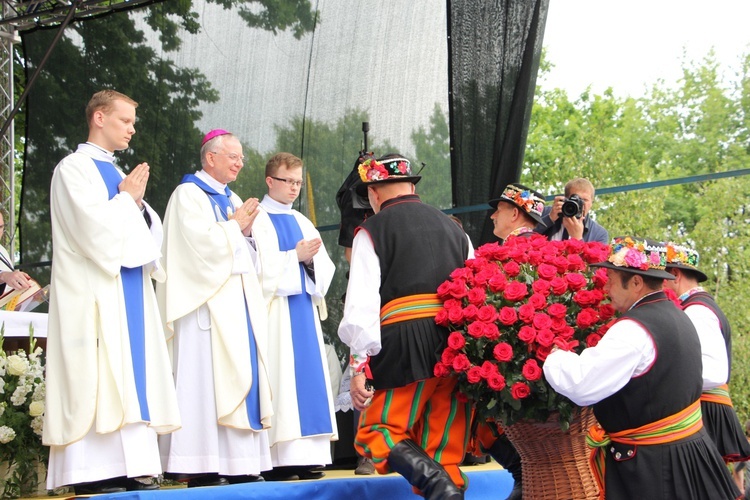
[447,0,549,245]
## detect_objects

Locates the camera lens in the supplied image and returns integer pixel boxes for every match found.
[561,196,583,218]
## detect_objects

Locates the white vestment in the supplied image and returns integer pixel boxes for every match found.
[45,143,181,488]
[253,195,338,466]
[156,171,273,475]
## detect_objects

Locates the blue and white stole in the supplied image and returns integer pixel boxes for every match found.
[93,159,150,422]
[180,174,262,429]
[267,213,332,435]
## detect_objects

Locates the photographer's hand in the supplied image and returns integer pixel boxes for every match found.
[549,195,565,223]
[562,214,585,240]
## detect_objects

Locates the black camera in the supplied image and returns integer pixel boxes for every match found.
[561,194,584,219]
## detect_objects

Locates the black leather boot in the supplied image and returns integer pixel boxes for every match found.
[488,434,522,500]
[387,439,464,500]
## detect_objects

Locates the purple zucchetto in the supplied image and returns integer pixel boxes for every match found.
[201,129,231,147]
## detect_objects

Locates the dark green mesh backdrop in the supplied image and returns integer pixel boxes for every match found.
[18,0,547,349]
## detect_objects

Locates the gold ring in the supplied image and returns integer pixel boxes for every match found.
[247,211,252,215]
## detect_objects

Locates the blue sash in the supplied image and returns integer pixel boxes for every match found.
[180,174,262,427]
[93,160,150,422]
[267,213,332,436]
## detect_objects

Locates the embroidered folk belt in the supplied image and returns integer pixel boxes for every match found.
[586,399,703,500]
[380,293,442,326]
[700,383,733,407]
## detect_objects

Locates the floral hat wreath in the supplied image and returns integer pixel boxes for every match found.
[355,154,421,196]
[591,236,674,280]
[664,242,708,282]
[488,183,546,224]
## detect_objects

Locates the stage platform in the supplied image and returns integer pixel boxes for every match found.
[49,463,511,500]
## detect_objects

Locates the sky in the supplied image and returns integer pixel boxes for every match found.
[541,1,750,98]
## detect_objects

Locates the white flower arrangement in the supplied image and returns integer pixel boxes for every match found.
[0,325,47,498]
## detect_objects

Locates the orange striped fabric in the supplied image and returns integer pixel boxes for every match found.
[380,293,442,326]
[586,400,703,500]
[700,384,733,407]
[354,376,471,491]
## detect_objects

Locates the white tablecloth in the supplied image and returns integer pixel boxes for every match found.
[0,310,48,338]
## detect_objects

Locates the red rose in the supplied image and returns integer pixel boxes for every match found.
[522,359,543,381]
[483,322,501,341]
[532,279,552,296]
[452,353,471,372]
[518,303,536,323]
[462,304,479,321]
[450,267,474,281]
[573,289,598,307]
[556,325,575,340]
[597,322,612,336]
[447,331,466,350]
[466,366,483,384]
[546,303,567,319]
[441,348,457,365]
[503,281,528,302]
[467,287,487,305]
[586,333,602,347]
[493,342,514,362]
[550,316,569,332]
[435,308,449,326]
[528,250,544,267]
[467,321,485,338]
[592,267,608,288]
[550,277,568,295]
[437,281,452,299]
[517,325,537,344]
[565,273,588,291]
[487,273,507,293]
[528,292,547,310]
[532,312,552,330]
[576,308,600,329]
[443,298,461,310]
[510,382,531,400]
[477,305,498,323]
[503,261,521,277]
[598,303,616,321]
[447,305,464,324]
[583,242,610,264]
[434,362,451,377]
[448,279,469,299]
[487,372,507,391]
[564,237,586,254]
[537,263,558,280]
[479,360,498,379]
[553,338,580,352]
[553,256,570,274]
[498,306,518,326]
[536,328,556,347]
[535,344,553,362]
[566,254,586,272]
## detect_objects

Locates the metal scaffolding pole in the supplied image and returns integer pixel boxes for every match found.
[0,6,18,262]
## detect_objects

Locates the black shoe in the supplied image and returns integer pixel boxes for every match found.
[224,474,265,484]
[261,467,299,481]
[187,474,230,488]
[73,478,127,495]
[163,472,193,483]
[119,476,160,491]
[296,467,325,480]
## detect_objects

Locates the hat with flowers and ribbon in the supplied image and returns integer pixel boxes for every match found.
[664,242,708,282]
[355,153,421,196]
[590,236,674,280]
[488,183,546,224]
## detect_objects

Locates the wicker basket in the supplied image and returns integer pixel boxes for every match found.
[502,407,600,500]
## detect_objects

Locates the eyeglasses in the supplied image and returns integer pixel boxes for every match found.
[270,176,304,187]
[211,152,245,164]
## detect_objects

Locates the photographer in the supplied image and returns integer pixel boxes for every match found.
[534,177,609,244]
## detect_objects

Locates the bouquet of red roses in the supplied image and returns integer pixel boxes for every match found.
[434,233,614,430]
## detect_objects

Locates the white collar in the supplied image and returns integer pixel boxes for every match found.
[260,194,293,214]
[77,142,116,163]
[196,169,228,193]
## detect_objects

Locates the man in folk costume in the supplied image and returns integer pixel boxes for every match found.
[474,183,546,500]
[543,237,740,499]
[251,152,338,480]
[662,242,750,464]
[44,90,181,495]
[339,154,473,499]
[156,130,273,487]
